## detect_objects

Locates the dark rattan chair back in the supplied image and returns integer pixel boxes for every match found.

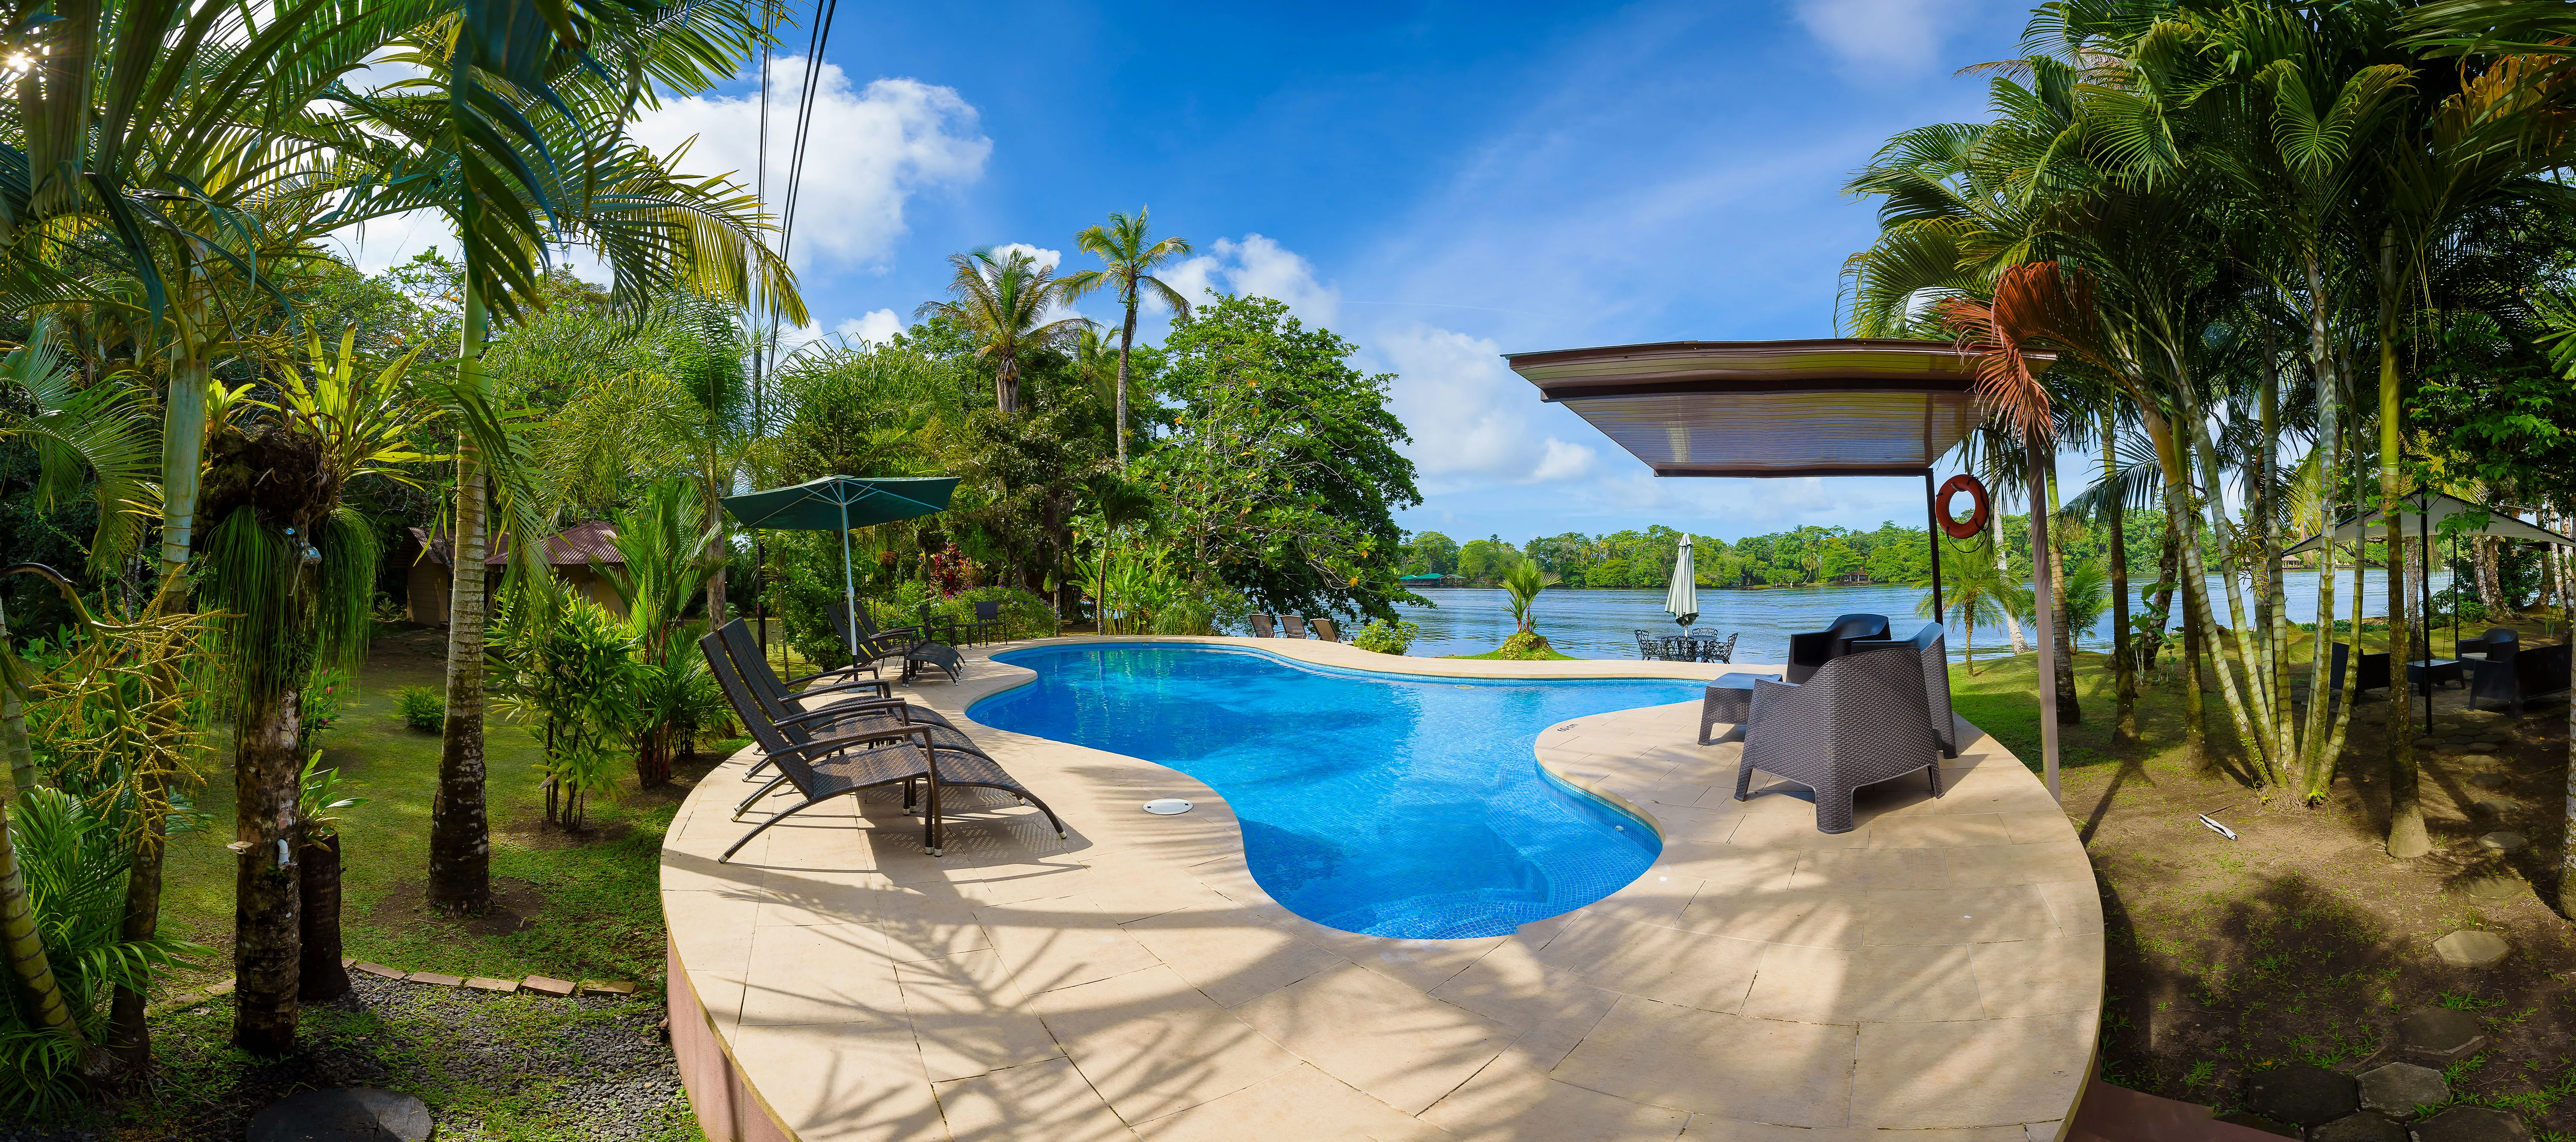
[1737,644,1941,833]
[1283,615,1309,639]
[1311,617,1340,642]
[1784,612,1890,683]
[1850,622,1954,757]
[1249,613,1277,638]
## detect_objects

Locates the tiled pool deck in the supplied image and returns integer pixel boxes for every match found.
[661,636,2104,1141]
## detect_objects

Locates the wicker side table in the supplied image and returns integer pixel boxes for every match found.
[1699,672,1782,744]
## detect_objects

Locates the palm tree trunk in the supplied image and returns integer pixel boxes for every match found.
[1996,528,2029,654]
[704,477,727,626]
[232,687,301,1055]
[431,283,494,913]
[0,602,79,1049]
[2104,413,2135,743]
[2044,462,2078,723]
[997,356,1019,415]
[1116,294,1138,468]
[297,830,349,1002]
[2379,320,2428,858]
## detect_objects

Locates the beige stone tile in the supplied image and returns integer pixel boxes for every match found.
[739,924,905,1027]
[1121,907,1342,1009]
[1674,888,1867,949]
[666,892,759,971]
[1656,844,1797,889]
[1233,962,1515,1115]
[1580,875,1706,929]
[1849,1012,2094,1127]
[1424,1061,1689,1141]
[896,949,1063,1082]
[1728,812,1874,850]
[659,850,770,894]
[753,871,890,928]
[934,1057,1137,1142]
[1276,920,1500,993]
[1637,802,1744,842]
[1032,964,1300,1124]
[2033,879,2104,935]
[1969,933,2105,1018]
[944,860,1096,908]
[729,1021,946,1141]
[1856,886,2059,946]
[1740,942,1984,1024]
[1131,1063,1448,1141]
[1552,997,1856,1127]
[874,883,994,962]
[1079,853,1239,925]
[1430,944,1620,1070]
[1680,1121,2027,1142]
[1868,814,2010,849]
[1789,849,1955,892]
[1999,809,2080,845]
[1926,785,2068,816]
[1944,842,2096,889]
[979,895,1164,996]
[1536,914,1760,1013]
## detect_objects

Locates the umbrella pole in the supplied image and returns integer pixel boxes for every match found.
[2420,499,2432,736]
[841,497,860,662]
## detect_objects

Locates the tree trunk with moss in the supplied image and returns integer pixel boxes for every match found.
[2104,413,2135,744]
[297,830,348,1002]
[232,688,302,1055]
[432,288,494,914]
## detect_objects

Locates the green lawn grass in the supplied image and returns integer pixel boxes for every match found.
[155,626,736,996]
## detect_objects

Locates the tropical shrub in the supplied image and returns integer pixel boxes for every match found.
[1352,618,1422,655]
[1495,631,1558,659]
[0,788,202,1113]
[486,594,638,828]
[393,687,445,733]
[300,668,356,738]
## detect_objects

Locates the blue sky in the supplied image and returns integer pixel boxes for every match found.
[350,0,2042,545]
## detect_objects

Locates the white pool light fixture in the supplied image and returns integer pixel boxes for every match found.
[1142,798,1194,816]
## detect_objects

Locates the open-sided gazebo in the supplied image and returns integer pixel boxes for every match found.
[1508,337,2066,793]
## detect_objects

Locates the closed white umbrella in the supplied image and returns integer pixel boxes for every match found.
[1664,536,1699,629]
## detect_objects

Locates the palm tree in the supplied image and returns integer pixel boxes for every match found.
[918,248,1091,414]
[1915,539,2028,676]
[320,6,802,914]
[1059,209,1193,466]
[1084,475,1160,633]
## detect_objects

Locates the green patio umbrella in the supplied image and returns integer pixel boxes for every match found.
[721,475,961,656]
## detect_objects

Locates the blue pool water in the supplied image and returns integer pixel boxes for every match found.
[969,644,1699,940]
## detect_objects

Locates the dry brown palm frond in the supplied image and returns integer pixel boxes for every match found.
[1937,261,2102,444]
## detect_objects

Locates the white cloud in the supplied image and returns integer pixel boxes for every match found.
[1166,234,1340,327]
[1374,322,1598,490]
[631,61,990,272]
[1794,0,1949,75]
[992,243,1061,272]
[837,309,905,345]
[330,208,453,276]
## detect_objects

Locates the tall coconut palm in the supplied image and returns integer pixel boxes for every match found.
[320,2,802,914]
[1059,209,1193,467]
[917,248,1091,415]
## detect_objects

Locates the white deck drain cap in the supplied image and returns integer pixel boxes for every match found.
[1142,798,1194,816]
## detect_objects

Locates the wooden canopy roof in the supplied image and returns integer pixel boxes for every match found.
[1506,338,2051,478]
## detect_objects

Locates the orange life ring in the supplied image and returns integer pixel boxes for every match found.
[1937,475,1990,539]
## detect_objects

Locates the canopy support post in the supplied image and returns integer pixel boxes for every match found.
[840,496,859,661]
[2420,497,2432,737]
[1923,469,1945,626]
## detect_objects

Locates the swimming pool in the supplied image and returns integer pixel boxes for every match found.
[969,644,1699,940]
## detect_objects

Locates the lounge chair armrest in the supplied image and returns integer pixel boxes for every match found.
[773,697,910,727]
[793,676,896,700]
[784,664,878,688]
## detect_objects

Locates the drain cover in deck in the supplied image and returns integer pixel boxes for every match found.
[1143,798,1194,815]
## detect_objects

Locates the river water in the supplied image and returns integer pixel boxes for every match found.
[1384,570,2453,662]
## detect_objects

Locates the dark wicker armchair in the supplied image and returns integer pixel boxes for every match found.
[1785,613,1890,684]
[2328,643,2393,697]
[1848,622,1955,758]
[2458,627,2519,661]
[1736,646,1942,834]
[2465,642,2570,714]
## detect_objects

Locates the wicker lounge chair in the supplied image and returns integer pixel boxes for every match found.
[1249,613,1278,638]
[1849,622,1955,757]
[957,600,1007,645]
[1736,645,1942,834]
[1282,615,1309,639]
[702,632,1063,860]
[1784,613,1890,684]
[2464,641,2570,714]
[831,603,966,684]
[1310,617,1340,643]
